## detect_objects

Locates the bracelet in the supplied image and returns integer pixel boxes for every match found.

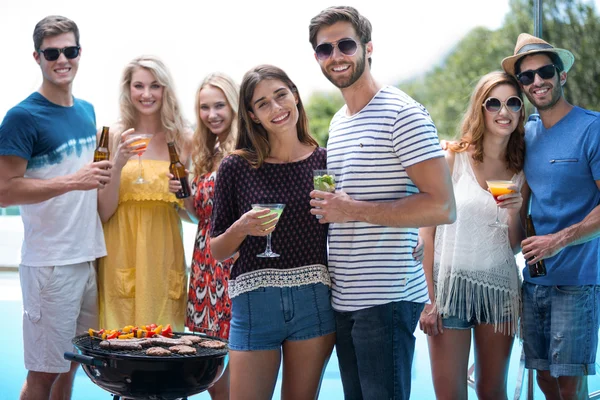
[424,304,438,316]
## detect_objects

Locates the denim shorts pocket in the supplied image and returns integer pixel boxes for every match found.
[168,269,185,300]
[248,287,267,293]
[115,268,136,298]
[554,285,591,295]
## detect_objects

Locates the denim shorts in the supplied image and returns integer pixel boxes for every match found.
[228,283,335,351]
[441,300,512,330]
[442,308,509,329]
[521,282,600,377]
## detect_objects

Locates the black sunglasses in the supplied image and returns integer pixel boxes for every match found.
[38,46,80,61]
[516,64,557,86]
[482,96,523,113]
[315,38,358,61]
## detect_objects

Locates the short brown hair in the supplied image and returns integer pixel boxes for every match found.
[309,6,372,66]
[33,15,80,51]
[308,6,371,49]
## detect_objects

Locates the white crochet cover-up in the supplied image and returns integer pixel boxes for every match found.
[433,151,523,335]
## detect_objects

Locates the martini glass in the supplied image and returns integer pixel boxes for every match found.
[313,170,336,219]
[486,180,515,228]
[131,134,153,184]
[252,203,285,258]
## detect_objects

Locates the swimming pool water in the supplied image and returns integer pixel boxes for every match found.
[1,271,599,399]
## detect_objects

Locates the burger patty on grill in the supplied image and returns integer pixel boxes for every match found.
[169,345,197,355]
[146,347,173,356]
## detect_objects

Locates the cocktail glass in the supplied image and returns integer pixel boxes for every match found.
[131,134,153,184]
[252,203,285,258]
[486,180,515,228]
[313,170,336,220]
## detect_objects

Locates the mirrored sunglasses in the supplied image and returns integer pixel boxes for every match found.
[482,96,523,113]
[315,38,358,61]
[38,46,80,61]
[516,64,557,86]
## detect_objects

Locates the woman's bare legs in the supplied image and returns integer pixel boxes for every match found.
[208,364,230,400]
[281,333,335,400]
[229,349,281,400]
[428,328,472,400]
[473,323,514,400]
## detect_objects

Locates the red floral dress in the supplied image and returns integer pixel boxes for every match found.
[185,171,234,339]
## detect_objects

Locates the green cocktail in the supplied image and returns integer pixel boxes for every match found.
[251,203,285,258]
[313,171,336,192]
[313,170,336,219]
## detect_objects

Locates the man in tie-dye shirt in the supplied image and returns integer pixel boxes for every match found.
[0,15,112,400]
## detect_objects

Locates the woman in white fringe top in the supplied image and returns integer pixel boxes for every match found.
[419,71,527,400]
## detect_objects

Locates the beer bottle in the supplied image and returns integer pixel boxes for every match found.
[525,215,547,277]
[94,126,110,162]
[167,142,191,199]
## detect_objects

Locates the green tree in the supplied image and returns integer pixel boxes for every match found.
[304,0,600,144]
[305,91,345,147]
[401,0,600,139]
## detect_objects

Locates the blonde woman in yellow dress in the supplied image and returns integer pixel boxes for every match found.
[97,55,192,331]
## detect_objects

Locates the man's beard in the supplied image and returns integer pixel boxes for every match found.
[323,47,367,89]
[525,79,562,111]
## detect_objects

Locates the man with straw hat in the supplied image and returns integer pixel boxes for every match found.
[503,33,600,399]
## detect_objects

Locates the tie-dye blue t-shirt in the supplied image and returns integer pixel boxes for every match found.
[0,92,106,266]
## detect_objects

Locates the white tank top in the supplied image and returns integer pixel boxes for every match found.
[433,151,523,335]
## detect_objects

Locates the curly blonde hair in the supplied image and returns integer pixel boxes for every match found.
[192,73,239,177]
[113,55,187,154]
[449,71,525,173]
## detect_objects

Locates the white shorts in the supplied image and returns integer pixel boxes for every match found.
[19,261,98,373]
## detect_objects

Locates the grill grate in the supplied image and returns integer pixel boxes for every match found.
[73,332,227,359]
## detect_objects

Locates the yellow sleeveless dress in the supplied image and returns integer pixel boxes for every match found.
[98,159,186,332]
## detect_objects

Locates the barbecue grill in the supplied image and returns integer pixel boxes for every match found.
[64,332,228,400]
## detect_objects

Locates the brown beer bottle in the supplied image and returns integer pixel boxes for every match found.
[167,142,191,199]
[525,215,547,277]
[94,126,110,162]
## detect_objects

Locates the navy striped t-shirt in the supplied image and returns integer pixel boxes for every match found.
[326,86,444,312]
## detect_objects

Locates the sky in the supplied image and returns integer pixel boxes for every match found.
[0,0,595,126]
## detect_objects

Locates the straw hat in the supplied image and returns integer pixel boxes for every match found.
[501,33,575,76]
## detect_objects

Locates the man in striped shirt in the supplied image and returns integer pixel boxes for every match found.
[308,6,456,399]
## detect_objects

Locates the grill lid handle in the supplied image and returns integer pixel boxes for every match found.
[64,352,107,367]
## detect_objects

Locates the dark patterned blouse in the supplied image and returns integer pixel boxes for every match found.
[210,147,330,298]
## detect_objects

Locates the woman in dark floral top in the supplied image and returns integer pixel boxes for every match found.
[210,65,335,400]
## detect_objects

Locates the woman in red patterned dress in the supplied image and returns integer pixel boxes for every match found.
[169,72,239,400]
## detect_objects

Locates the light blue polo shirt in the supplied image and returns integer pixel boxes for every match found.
[523,107,600,285]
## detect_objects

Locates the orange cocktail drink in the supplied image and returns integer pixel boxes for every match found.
[131,136,152,156]
[486,180,515,202]
[485,180,515,228]
[130,133,154,184]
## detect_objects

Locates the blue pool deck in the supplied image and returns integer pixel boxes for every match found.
[1,269,600,399]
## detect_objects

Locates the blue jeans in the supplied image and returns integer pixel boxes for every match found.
[335,301,424,400]
[522,282,600,377]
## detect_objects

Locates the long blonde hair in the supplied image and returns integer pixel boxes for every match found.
[114,55,187,154]
[192,73,239,177]
[449,71,525,173]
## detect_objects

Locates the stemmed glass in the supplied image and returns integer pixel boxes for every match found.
[486,180,515,228]
[131,134,153,184]
[252,203,285,258]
